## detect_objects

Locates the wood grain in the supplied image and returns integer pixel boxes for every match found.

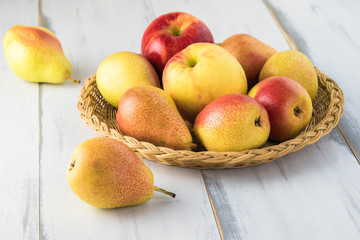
[264,0,360,163]
[38,0,219,239]
[0,0,39,239]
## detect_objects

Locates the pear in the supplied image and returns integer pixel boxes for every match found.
[116,85,193,150]
[96,52,160,108]
[221,33,277,90]
[194,94,270,152]
[259,50,318,101]
[66,137,175,209]
[3,25,79,84]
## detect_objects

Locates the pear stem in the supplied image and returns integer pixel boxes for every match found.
[68,76,80,84]
[190,143,197,150]
[154,186,176,198]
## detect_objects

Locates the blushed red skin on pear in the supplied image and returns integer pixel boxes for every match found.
[66,137,154,208]
[141,12,214,77]
[248,76,313,142]
[194,94,270,152]
[116,85,193,150]
[221,33,277,89]
[7,25,63,52]
[3,25,73,83]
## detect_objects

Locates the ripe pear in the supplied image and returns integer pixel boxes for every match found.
[221,33,277,89]
[66,137,175,208]
[249,76,313,142]
[259,50,318,101]
[117,85,193,150]
[96,52,160,108]
[194,94,270,152]
[3,25,79,84]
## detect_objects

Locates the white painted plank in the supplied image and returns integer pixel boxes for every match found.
[0,0,39,239]
[204,131,360,239]
[190,0,360,239]
[38,0,219,239]
[264,0,360,161]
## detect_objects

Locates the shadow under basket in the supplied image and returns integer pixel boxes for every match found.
[78,67,344,169]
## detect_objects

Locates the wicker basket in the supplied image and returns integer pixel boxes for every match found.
[78,67,344,169]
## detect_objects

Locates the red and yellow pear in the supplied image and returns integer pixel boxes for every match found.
[117,85,193,150]
[194,94,270,152]
[66,137,175,208]
[221,33,277,89]
[248,76,313,142]
[3,25,79,84]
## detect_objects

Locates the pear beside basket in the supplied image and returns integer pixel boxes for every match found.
[77,67,344,169]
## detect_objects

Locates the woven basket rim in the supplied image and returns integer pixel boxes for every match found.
[77,67,344,169]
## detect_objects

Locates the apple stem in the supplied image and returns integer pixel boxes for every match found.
[68,76,80,84]
[154,186,176,198]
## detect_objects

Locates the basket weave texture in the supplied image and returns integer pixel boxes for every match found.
[78,67,344,169]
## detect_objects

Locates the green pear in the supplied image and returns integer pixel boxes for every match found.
[116,85,193,150]
[3,25,79,84]
[66,137,175,209]
[96,51,161,108]
[259,50,318,101]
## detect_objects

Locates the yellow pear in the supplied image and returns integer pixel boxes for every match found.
[259,50,318,101]
[96,52,161,108]
[66,137,175,208]
[194,94,270,152]
[3,25,79,84]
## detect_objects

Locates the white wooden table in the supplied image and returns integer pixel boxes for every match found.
[1,0,360,239]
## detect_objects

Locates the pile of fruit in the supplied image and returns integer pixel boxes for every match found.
[3,11,318,208]
[96,12,317,152]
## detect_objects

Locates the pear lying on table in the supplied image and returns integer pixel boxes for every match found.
[117,85,193,150]
[66,137,175,209]
[3,25,79,84]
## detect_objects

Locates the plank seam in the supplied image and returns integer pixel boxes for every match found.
[201,171,225,240]
[261,0,300,50]
[38,1,44,239]
[337,126,360,165]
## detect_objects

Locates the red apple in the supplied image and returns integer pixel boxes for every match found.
[141,12,214,78]
[248,76,313,142]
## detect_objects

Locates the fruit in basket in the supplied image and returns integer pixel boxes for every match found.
[96,52,160,108]
[117,85,193,150]
[248,76,313,142]
[163,43,247,123]
[3,25,79,84]
[141,11,214,78]
[194,94,270,152]
[66,137,175,208]
[221,33,277,90]
[259,50,318,101]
